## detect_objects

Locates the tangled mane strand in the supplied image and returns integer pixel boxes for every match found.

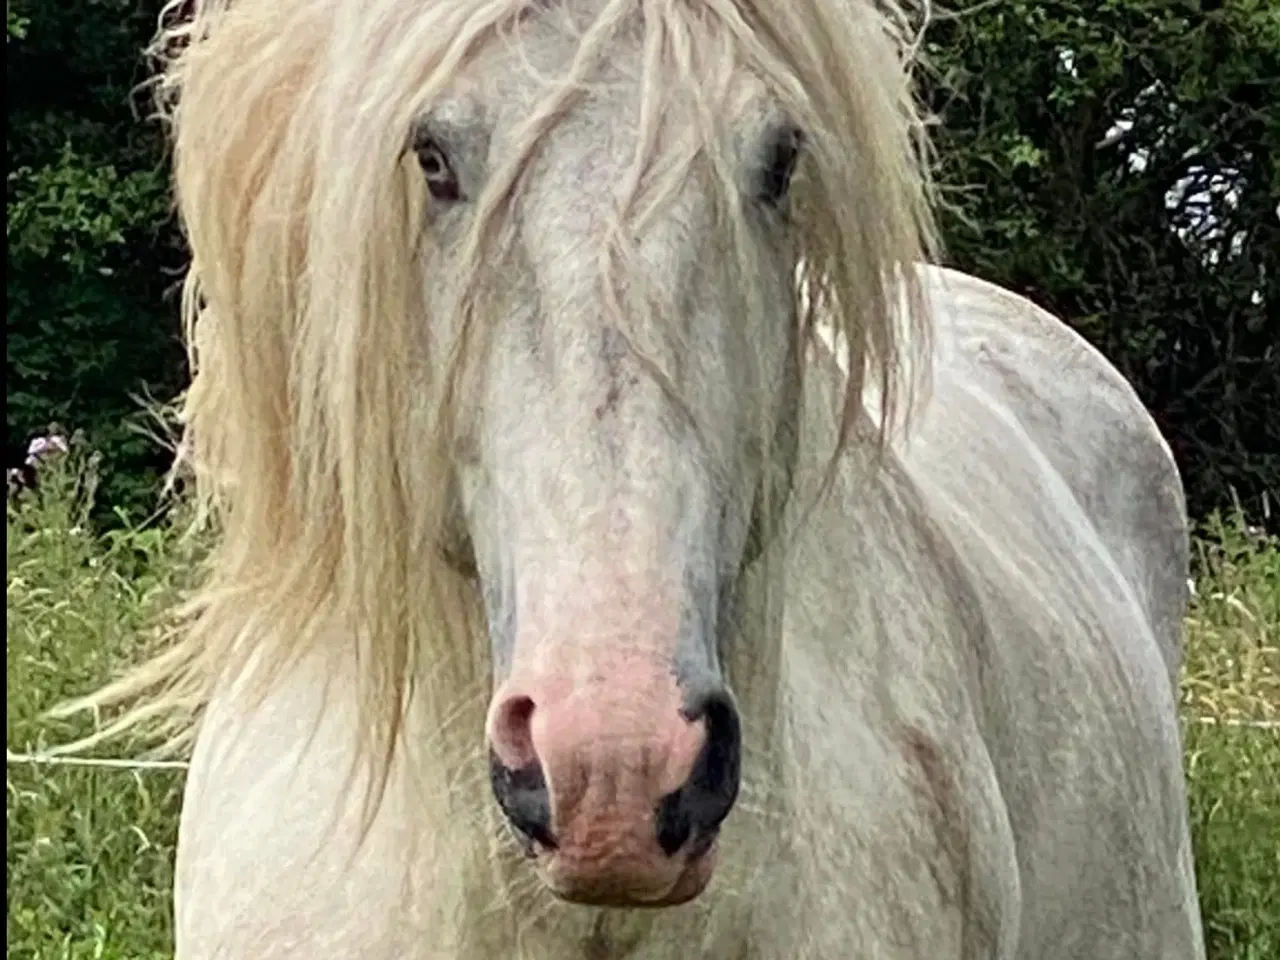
[64,0,936,810]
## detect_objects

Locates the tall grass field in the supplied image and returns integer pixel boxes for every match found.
[7,452,1279,958]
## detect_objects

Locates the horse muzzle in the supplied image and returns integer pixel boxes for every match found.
[485,654,741,907]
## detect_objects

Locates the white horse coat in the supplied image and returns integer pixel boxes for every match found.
[174,265,1203,959]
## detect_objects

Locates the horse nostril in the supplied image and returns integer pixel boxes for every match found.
[489,751,557,851]
[489,693,537,768]
[655,690,742,856]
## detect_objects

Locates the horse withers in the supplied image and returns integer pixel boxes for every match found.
[73,1,1204,957]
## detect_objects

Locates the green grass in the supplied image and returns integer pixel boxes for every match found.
[7,456,189,960]
[7,454,1279,958]
[1180,515,1280,958]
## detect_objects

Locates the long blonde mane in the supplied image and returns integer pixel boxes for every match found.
[68,0,937,799]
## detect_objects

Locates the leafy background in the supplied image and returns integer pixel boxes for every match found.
[6,0,1278,525]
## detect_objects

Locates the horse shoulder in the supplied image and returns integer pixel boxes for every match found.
[778,386,1024,957]
[797,297,1202,957]
[919,265,1190,684]
[896,267,1202,956]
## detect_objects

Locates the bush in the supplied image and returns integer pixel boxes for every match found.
[921,0,1280,525]
[6,0,1277,525]
[6,0,185,522]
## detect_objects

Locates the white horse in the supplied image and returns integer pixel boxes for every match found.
[76,0,1205,957]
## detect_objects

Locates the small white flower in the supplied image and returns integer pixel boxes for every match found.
[24,433,69,467]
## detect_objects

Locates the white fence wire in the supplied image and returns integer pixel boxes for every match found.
[6,750,190,771]
[6,715,1277,774]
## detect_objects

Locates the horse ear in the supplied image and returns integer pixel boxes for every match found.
[741,320,801,570]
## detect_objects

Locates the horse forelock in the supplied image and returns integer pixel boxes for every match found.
[81,0,937,806]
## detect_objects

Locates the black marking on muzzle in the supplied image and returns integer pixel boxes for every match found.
[489,751,557,852]
[654,691,742,856]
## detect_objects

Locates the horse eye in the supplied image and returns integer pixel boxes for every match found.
[416,138,463,203]
[759,126,804,208]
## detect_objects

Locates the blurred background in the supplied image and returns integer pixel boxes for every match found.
[6,0,1278,529]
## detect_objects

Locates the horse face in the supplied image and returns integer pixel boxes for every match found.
[417,19,800,907]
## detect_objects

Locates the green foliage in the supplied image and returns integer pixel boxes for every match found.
[8,4,30,42]
[922,0,1279,524]
[5,0,184,521]
[6,450,195,960]
[1184,723,1280,957]
[4,1,1277,528]
[1180,512,1280,956]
